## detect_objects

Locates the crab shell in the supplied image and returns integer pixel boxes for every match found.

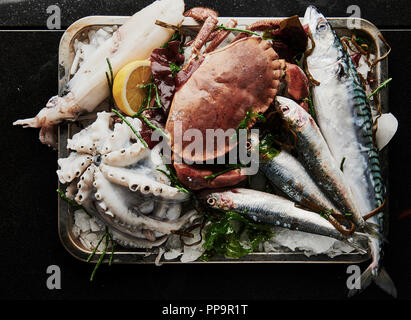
[166,37,282,163]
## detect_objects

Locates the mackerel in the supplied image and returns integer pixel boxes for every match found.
[304,5,396,297]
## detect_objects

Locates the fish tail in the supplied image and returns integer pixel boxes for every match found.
[348,265,397,297]
[342,232,369,254]
[362,222,388,242]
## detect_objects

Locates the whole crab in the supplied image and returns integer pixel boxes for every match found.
[165,7,310,190]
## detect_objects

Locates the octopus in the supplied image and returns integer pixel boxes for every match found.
[57,111,199,248]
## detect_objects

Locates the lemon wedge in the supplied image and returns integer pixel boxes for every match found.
[112,60,152,116]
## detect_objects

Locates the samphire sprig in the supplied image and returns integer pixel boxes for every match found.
[57,189,115,281]
[215,25,274,41]
[132,81,169,140]
[105,58,115,107]
[367,77,392,100]
[87,226,115,282]
[203,164,247,180]
[156,163,191,194]
[111,109,148,148]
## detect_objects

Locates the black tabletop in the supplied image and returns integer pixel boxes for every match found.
[1,0,410,302]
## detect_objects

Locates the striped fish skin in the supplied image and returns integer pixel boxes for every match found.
[261,149,341,215]
[304,6,396,297]
[200,188,367,251]
[275,96,365,228]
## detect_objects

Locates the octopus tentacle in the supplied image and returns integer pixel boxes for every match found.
[57,152,93,183]
[110,229,168,249]
[94,167,195,234]
[58,112,195,250]
[67,112,113,153]
[152,202,182,221]
[99,117,143,154]
[75,164,95,205]
[65,178,79,199]
[102,142,149,167]
[99,163,190,201]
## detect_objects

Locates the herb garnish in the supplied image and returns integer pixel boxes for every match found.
[200,211,273,260]
[57,188,114,281]
[105,58,114,107]
[320,208,334,220]
[367,78,392,100]
[258,133,280,161]
[215,25,274,41]
[111,109,148,148]
[204,164,246,180]
[133,81,169,140]
[169,62,181,76]
[237,108,265,131]
[303,89,316,121]
[87,226,115,282]
[161,31,181,48]
[156,164,191,194]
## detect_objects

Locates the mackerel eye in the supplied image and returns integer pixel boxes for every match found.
[317,21,328,32]
[207,197,217,207]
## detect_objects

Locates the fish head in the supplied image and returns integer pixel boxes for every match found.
[303,6,341,67]
[198,189,235,211]
[275,96,309,129]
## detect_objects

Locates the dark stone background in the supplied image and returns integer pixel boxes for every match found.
[0,0,410,301]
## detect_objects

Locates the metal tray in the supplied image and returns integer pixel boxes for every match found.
[57,15,389,264]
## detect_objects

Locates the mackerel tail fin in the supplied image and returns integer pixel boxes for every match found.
[348,265,397,298]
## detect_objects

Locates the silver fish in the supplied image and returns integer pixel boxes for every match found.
[261,149,341,215]
[200,188,368,253]
[275,96,369,231]
[304,5,396,297]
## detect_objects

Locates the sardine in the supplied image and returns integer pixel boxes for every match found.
[275,96,369,232]
[304,6,396,297]
[261,149,341,216]
[200,188,368,253]
[13,0,184,145]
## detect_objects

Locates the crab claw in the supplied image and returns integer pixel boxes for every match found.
[284,62,309,101]
[174,163,247,190]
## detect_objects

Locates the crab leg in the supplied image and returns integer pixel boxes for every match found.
[184,6,220,57]
[189,16,219,57]
[204,19,238,53]
[184,7,218,20]
[228,19,284,45]
[247,19,283,31]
